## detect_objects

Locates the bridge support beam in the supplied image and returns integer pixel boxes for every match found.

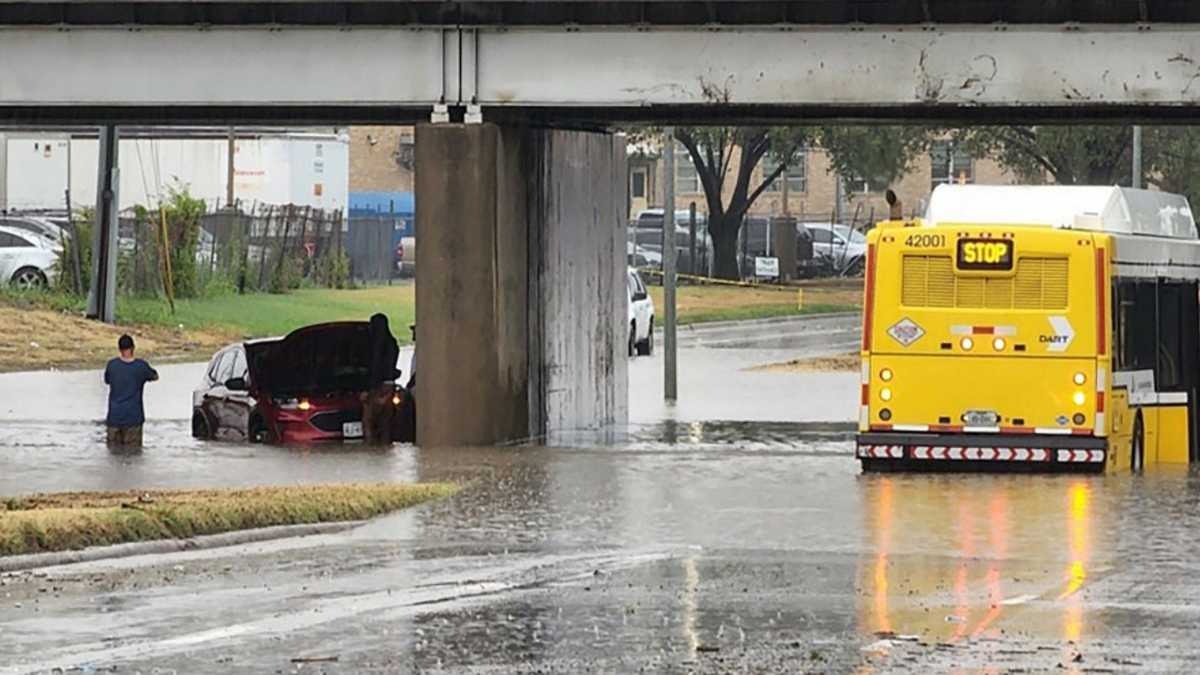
[415,123,627,447]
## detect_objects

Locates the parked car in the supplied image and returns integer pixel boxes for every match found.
[627,240,663,269]
[0,225,57,289]
[627,267,655,356]
[0,217,67,249]
[191,322,415,444]
[805,222,867,274]
[631,208,712,275]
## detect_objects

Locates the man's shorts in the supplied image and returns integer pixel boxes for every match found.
[106,424,143,448]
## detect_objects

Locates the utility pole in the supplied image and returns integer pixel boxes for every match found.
[226,126,236,209]
[1132,125,1143,189]
[781,167,790,215]
[663,128,678,402]
[0,133,7,213]
[87,126,120,323]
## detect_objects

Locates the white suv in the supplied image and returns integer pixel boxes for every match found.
[627,267,655,357]
[0,226,57,290]
[805,222,867,274]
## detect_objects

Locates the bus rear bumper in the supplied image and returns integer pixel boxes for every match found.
[856,432,1107,473]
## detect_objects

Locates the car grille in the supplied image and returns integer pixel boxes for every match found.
[310,409,361,432]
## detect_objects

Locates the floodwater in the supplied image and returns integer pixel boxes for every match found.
[2,318,1200,672]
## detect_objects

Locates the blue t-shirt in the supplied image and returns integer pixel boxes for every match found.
[104,358,158,427]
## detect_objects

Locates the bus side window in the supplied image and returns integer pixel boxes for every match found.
[1116,281,1156,374]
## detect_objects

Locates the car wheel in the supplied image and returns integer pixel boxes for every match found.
[10,267,47,291]
[191,411,212,440]
[636,319,653,356]
[628,322,637,357]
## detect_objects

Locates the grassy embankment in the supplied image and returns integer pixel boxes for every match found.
[0,482,458,557]
[0,279,860,371]
[0,285,416,371]
[646,278,862,325]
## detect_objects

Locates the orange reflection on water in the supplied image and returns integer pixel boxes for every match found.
[1061,481,1091,642]
[860,477,1097,645]
[872,478,894,634]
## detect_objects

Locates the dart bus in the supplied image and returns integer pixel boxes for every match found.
[857,184,1200,472]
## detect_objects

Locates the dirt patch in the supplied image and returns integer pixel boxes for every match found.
[0,305,235,372]
[0,483,459,557]
[748,352,861,373]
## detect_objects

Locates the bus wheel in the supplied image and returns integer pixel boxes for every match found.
[1131,411,1145,472]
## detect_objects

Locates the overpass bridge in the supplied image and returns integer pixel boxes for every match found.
[3,1,1200,124]
[3,0,1200,446]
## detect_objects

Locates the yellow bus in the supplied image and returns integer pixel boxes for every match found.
[857,185,1200,472]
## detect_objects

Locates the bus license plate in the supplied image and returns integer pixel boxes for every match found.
[343,421,364,438]
[963,411,999,426]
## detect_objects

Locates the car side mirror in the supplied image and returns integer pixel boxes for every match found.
[632,291,648,302]
[225,376,248,391]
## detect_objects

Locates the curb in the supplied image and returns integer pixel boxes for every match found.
[659,311,861,334]
[0,520,364,574]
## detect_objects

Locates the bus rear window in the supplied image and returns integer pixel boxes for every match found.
[902,254,1067,310]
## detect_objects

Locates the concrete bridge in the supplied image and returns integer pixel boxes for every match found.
[3,0,1200,446]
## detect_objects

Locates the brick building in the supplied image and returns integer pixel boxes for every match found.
[348,127,1020,228]
[348,126,415,193]
[633,140,1020,225]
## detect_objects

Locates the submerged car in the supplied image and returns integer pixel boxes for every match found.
[191,321,415,444]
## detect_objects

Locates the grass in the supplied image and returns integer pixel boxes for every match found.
[647,280,862,325]
[0,303,236,372]
[0,482,458,557]
[0,277,858,371]
[0,284,415,371]
[118,284,416,342]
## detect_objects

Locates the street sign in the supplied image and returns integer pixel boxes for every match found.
[754,256,779,278]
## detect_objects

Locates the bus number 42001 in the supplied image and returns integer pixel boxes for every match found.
[905,234,946,248]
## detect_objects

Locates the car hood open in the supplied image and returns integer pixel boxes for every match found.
[252,321,373,395]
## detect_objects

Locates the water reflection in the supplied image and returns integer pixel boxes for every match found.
[858,476,1101,645]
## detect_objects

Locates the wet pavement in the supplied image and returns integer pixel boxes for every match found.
[2,318,1199,673]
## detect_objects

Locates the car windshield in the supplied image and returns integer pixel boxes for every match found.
[835,226,866,243]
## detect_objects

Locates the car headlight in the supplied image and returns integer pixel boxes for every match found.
[274,397,311,411]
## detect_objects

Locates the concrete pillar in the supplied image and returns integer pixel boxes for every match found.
[415,123,627,447]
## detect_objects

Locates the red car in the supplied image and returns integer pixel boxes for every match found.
[191,322,415,444]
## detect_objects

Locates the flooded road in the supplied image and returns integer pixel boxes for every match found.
[2,320,1199,672]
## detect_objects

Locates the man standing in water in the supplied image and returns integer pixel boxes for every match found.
[104,334,159,448]
[362,313,400,444]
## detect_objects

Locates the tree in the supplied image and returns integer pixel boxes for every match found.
[953,126,1133,185]
[672,127,809,279]
[1145,127,1200,208]
[815,126,936,192]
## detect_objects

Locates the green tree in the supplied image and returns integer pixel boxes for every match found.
[1145,126,1200,208]
[672,127,809,279]
[953,126,1133,185]
[135,183,206,300]
[814,126,936,192]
